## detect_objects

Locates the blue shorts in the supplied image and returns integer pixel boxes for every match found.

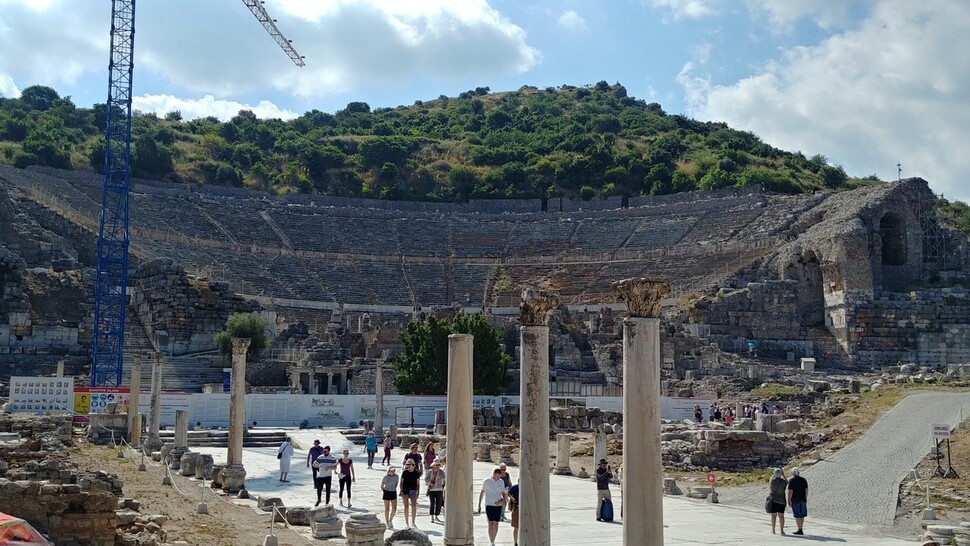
[791,501,808,518]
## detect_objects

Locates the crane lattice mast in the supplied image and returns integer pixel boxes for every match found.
[91,0,304,387]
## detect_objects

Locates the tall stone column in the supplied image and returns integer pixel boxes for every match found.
[171,410,189,469]
[146,353,164,452]
[519,288,559,546]
[375,361,384,435]
[223,338,251,495]
[227,338,250,466]
[444,334,474,546]
[593,425,608,471]
[130,414,142,447]
[613,278,669,546]
[554,434,572,475]
[128,354,142,443]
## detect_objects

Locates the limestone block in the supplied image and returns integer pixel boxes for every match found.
[194,454,214,480]
[774,419,801,434]
[663,477,683,495]
[210,464,224,487]
[220,464,246,494]
[728,431,769,441]
[704,430,730,442]
[258,496,284,512]
[385,527,432,545]
[285,506,313,526]
[686,486,712,499]
[179,452,198,476]
[343,512,386,545]
[756,414,780,432]
[310,504,343,539]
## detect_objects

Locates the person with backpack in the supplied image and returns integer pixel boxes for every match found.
[595,458,613,522]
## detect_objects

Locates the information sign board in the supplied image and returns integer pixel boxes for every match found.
[7,376,73,414]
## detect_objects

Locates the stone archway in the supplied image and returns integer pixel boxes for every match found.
[796,250,825,326]
[879,213,907,266]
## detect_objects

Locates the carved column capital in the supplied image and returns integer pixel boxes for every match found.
[611,278,670,318]
[519,287,559,326]
[231,337,252,355]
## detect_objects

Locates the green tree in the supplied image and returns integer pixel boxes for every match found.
[214,312,269,359]
[392,313,511,395]
[19,85,60,111]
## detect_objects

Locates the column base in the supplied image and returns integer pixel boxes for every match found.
[221,464,247,494]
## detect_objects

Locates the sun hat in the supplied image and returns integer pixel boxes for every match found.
[791,467,800,476]
[432,459,442,466]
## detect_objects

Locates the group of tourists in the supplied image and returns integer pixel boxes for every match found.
[692,402,785,423]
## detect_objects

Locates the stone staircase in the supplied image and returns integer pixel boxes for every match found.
[157,429,288,448]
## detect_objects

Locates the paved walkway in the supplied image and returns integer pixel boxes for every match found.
[190,428,917,545]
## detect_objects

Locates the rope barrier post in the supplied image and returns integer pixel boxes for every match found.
[197,477,209,514]
[162,466,172,486]
[262,506,279,546]
[138,447,147,472]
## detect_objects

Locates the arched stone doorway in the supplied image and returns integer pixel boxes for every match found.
[880,213,907,266]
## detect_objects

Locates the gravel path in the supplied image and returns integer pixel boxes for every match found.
[726,392,970,526]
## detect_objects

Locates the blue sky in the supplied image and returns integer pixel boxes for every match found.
[0,0,967,203]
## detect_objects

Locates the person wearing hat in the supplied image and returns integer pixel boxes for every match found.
[425,458,446,523]
[767,467,788,534]
[595,459,613,521]
[786,467,808,535]
[364,431,378,469]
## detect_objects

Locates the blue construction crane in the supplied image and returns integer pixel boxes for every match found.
[91,0,304,387]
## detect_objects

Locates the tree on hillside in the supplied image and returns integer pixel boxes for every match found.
[392,313,512,395]
[214,312,269,359]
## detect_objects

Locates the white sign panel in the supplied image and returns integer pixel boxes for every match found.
[932,423,951,439]
[7,376,73,414]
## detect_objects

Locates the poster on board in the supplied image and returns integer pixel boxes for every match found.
[7,377,74,414]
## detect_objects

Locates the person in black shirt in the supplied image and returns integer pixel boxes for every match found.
[400,460,422,529]
[595,459,612,521]
[508,481,520,546]
[786,467,809,535]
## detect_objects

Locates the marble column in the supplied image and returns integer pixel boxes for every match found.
[554,434,572,475]
[227,338,250,466]
[592,425,608,472]
[613,278,669,546]
[130,414,142,447]
[128,354,142,444]
[146,353,163,452]
[444,334,474,546]
[171,409,189,469]
[375,361,384,435]
[518,287,559,546]
[56,360,64,377]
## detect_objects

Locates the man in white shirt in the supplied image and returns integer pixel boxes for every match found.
[476,468,509,546]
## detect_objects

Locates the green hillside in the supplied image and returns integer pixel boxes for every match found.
[0,81,897,205]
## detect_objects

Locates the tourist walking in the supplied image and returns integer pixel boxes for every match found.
[403,442,423,473]
[693,404,703,423]
[425,459,445,523]
[498,463,512,521]
[307,439,324,480]
[380,466,399,530]
[400,459,422,529]
[381,432,393,466]
[787,467,809,535]
[476,468,509,546]
[423,441,437,470]
[595,459,613,521]
[312,445,337,506]
[364,431,378,468]
[337,449,356,507]
[767,467,788,534]
[508,479,519,546]
[277,437,294,482]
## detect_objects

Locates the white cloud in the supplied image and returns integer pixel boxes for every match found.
[679,0,970,203]
[0,0,538,103]
[0,74,18,98]
[558,10,587,31]
[132,94,298,121]
[747,0,856,30]
[651,0,719,20]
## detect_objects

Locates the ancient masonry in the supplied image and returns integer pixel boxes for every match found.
[1,164,969,391]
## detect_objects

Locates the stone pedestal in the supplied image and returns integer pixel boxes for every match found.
[443,334,474,546]
[146,353,164,452]
[170,410,189,469]
[518,287,558,546]
[613,278,668,546]
[285,507,313,526]
[221,464,247,494]
[227,338,250,466]
[179,452,199,476]
[211,464,225,487]
[554,434,572,475]
[663,477,682,495]
[310,504,343,539]
[127,354,142,444]
[496,444,515,466]
[344,512,386,546]
[195,454,214,480]
[475,442,492,462]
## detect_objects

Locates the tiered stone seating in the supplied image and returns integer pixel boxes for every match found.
[452,265,490,307]
[358,261,412,305]
[621,217,695,252]
[204,201,282,246]
[505,220,576,257]
[570,218,639,254]
[678,206,765,246]
[451,221,510,258]
[405,263,449,306]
